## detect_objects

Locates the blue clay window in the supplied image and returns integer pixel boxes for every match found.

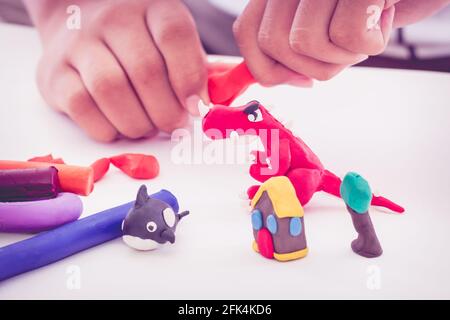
[251,210,262,230]
[266,214,277,234]
[289,217,302,236]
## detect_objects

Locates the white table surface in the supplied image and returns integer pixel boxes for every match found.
[1,23,450,300]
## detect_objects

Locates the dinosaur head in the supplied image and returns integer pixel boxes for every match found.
[201,100,278,140]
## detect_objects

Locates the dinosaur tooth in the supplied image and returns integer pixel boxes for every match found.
[229,130,240,141]
[197,100,211,117]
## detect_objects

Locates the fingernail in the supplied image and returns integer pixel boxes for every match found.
[199,87,211,106]
[286,76,314,88]
[185,95,201,116]
[357,55,369,64]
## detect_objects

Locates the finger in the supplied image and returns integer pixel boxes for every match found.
[70,42,154,139]
[289,0,368,64]
[393,0,449,27]
[385,0,401,7]
[380,5,396,44]
[233,0,313,87]
[103,13,188,132]
[257,0,347,81]
[330,0,394,55]
[50,65,118,142]
[147,0,209,115]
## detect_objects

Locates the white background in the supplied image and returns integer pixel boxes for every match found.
[1,23,450,299]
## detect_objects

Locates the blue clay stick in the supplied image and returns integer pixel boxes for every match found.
[0,189,178,282]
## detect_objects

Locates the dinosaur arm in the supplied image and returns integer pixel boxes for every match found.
[274,139,291,176]
[249,156,270,182]
[249,139,291,182]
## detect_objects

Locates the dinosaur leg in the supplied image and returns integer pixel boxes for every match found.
[247,185,260,199]
[249,139,291,182]
[249,151,271,183]
[286,168,323,206]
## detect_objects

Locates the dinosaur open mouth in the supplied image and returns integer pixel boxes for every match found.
[228,130,240,139]
[204,129,240,140]
[256,228,274,259]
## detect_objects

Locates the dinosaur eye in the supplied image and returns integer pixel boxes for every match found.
[163,207,176,227]
[247,109,263,122]
[146,221,157,233]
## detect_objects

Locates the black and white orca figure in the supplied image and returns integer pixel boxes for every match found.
[122,185,189,251]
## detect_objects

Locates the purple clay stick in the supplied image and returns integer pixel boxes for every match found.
[0,192,83,233]
[340,172,383,258]
[0,167,60,202]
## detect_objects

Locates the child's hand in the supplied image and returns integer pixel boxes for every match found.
[233,0,392,84]
[233,0,448,84]
[25,0,208,142]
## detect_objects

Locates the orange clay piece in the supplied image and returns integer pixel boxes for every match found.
[90,158,110,182]
[0,160,94,196]
[28,154,66,164]
[109,153,159,179]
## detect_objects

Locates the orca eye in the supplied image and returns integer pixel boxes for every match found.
[146,221,157,233]
[163,207,176,227]
[247,109,263,122]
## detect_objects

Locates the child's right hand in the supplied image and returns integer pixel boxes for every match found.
[25,0,208,142]
[233,0,449,84]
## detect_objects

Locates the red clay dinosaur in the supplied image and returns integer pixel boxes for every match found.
[201,100,404,213]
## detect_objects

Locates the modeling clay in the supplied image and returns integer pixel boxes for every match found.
[0,167,60,202]
[201,100,404,213]
[28,154,65,164]
[23,152,159,189]
[250,176,308,261]
[110,153,159,179]
[28,152,159,183]
[340,172,383,258]
[27,154,53,162]
[90,158,110,182]
[207,62,313,106]
[208,62,256,106]
[0,188,178,282]
[0,160,94,196]
[122,185,189,250]
[0,192,83,233]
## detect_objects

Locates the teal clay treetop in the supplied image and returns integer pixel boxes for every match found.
[340,172,373,214]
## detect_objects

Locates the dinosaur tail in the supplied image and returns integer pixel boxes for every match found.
[320,170,405,214]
